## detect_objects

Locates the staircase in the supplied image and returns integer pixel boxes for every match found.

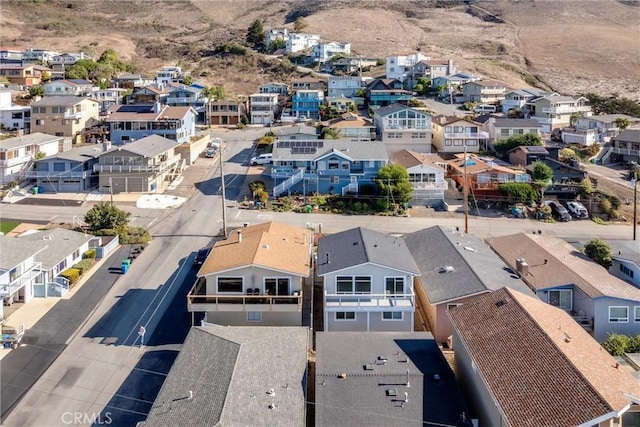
[273,169,304,198]
[596,144,614,164]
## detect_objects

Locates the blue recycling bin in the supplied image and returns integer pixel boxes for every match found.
[121,259,131,274]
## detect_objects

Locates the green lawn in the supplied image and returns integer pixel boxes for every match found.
[0,221,20,234]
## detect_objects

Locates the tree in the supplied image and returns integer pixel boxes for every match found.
[498,182,538,204]
[376,164,413,208]
[532,161,553,183]
[559,147,578,162]
[293,17,308,32]
[84,202,131,231]
[28,85,44,98]
[601,334,631,356]
[493,133,543,154]
[268,38,286,53]
[182,75,193,86]
[614,117,630,130]
[583,238,612,268]
[246,19,266,51]
[321,127,342,139]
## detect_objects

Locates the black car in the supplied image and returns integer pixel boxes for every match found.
[549,202,571,222]
[194,248,211,266]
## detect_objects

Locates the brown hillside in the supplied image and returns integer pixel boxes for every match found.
[1,0,638,98]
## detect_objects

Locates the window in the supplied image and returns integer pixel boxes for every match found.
[500,129,510,136]
[328,161,339,170]
[445,139,452,146]
[341,163,349,170]
[56,259,67,273]
[447,303,461,311]
[454,139,463,146]
[330,176,339,184]
[217,277,243,293]
[247,311,262,322]
[609,306,628,323]
[466,139,478,146]
[620,264,635,278]
[335,312,355,320]
[355,276,371,293]
[382,312,403,320]
[635,307,640,322]
[336,276,371,294]
[53,162,65,172]
[548,289,572,310]
[35,119,44,125]
[73,249,80,259]
[265,278,290,295]
[385,277,404,295]
[336,276,353,293]
[55,132,64,137]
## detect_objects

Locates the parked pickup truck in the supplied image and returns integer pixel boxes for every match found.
[564,201,589,219]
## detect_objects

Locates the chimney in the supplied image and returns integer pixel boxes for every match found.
[153,101,162,113]
[516,258,529,276]
[237,230,242,243]
[448,58,454,73]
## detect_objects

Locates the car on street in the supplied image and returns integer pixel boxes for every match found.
[194,248,211,266]
[564,201,589,219]
[250,153,273,165]
[205,147,217,158]
[548,201,572,222]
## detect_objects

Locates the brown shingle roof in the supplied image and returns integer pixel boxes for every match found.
[448,287,640,427]
[198,222,312,277]
[389,149,446,169]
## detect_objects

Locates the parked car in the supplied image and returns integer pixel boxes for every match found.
[250,153,272,165]
[208,139,221,149]
[194,248,211,266]
[548,201,572,222]
[564,201,589,219]
[205,147,217,158]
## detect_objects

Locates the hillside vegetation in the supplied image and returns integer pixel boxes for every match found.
[1,0,638,98]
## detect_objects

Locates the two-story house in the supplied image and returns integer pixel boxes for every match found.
[43,79,96,97]
[30,96,100,142]
[431,73,481,98]
[609,128,640,165]
[484,118,542,149]
[113,73,154,89]
[325,95,359,113]
[326,113,375,141]
[207,99,246,126]
[366,78,414,107]
[447,153,530,197]
[95,134,183,193]
[311,41,351,64]
[373,104,432,154]
[127,84,172,105]
[449,287,640,427]
[0,89,30,132]
[249,93,279,124]
[332,56,378,74]
[0,236,44,307]
[155,65,184,85]
[389,150,448,206]
[292,89,324,120]
[431,115,489,153]
[317,227,420,332]
[166,85,205,122]
[526,94,592,132]
[462,80,508,104]
[500,88,551,114]
[270,138,388,197]
[258,82,289,96]
[285,32,320,53]
[404,226,534,345]
[404,58,454,90]
[89,87,127,114]
[106,103,196,145]
[49,52,91,80]
[21,48,59,64]
[507,145,550,167]
[385,52,427,82]
[291,76,326,92]
[187,222,313,326]
[265,28,290,50]
[575,114,640,145]
[488,233,640,342]
[0,48,23,65]
[0,133,68,184]
[0,64,51,87]
[327,76,367,98]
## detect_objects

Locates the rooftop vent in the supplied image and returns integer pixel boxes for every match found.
[463,246,476,252]
[495,299,507,308]
[364,364,374,371]
[386,389,397,397]
[377,355,388,362]
[267,388,275,396]
[439,266,455,273]
[338,373,347,379]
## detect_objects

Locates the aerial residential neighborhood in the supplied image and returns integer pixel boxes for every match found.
[0,1,639,426]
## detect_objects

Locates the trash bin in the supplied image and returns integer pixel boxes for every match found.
[305,204,312,213]
[121,259,131,274]
[38,186,44,193]
[32,186,39,194]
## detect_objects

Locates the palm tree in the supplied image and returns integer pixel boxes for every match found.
[201,86,226,128]
[614,117,630,130]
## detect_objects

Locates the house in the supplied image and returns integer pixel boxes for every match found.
[612,255,640,288]
[574,114,640,145]
[0,48,23,65]
[272,124,318,140]
[608,128,640,165]
[385,52,427,81]
[128,84,171,104]
[112,73,154,89]
[389,150,448,205]
[461,80,508,104]
[332,56,378,74]
[485,118,542,145]
[448,287,640,427]
[526,94,592,132]
[21,48,59,64]
[326,113,374,141]
[0,236,45,310]
[249,93,279,125]
[526,157,588,197]
[89,87,127,114]
[431,73,480,98]
[166,85,205,122]
[325,95,360,113]
[265,28,290,49]
[373,104,432,154]
[447,153,530,197]
[187,222,313,326]
[315,332,472,427]
[366,78,414,107]
[500,88,550,114]
[404,226,534,345]
[270,139,388,197]
[311,41,351,63]
[404,59,455,90]
[106,103,196,145]
[291,76,325,92]
[0,133,68,184]
[42,79,96,97]
[507,145,549,166]
[327,75,367,98]
[49,53,91,80]
[155,65,184,85]
[0,89,30,132]
[0,64,52,87]
[94,134,184,194]
[16,228,94,297]
[431,115,489,153]
[292,89,324,120]
[285,32,320,53]
[141,325,308,427]
[30,96,100,142]
[27,143,107,192]
[487,233,640,341]
[317,227,420,332]
[259,82,289,96]
[207,99,246,126]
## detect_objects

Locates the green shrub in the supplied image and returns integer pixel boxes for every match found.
[60,268,81,285]
[600,198,612,213]
[351,202,362,212]
[610,195,621,210]
[120,226,151,245]
[315,195,327,206]
[73,259,94,275]
[94,228,118,236]
[601,333,639,356]
[628,335,640,353]
[83,249,96,259]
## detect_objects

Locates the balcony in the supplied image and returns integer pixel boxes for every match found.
[0,262,42,297]
[571,313,593,333]
[187,278,302,313]
[541,106,591,114]
[64,110,85,119]
[0,155,33,168]
[444,130,489,139]
[411,181,448,190]
[94,154,181,173]
[324,291,415,312]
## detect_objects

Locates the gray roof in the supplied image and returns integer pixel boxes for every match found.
[31,96,98,106]
[274,125,318,137]
[142,326,308,427]
[104,135,180,158]
[506,88,549,97]
[374,103,415,117]
[583,114,639,124]
[37,144,106,163]
[0,236,44,271]
[273,139,388,162]
[403,226,532,304]
[17,228,93,270]
[317,227,420,276]
[315,332,471,427]
[615,129,640,143]
[493,118,542,128]
[0,133,63,150]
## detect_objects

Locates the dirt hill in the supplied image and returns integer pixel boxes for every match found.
[1,0,638,98]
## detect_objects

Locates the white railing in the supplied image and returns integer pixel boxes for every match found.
[541,106,591,114]
[273,168,305,197]
[94,154,181,173]
[341,182,358,195]
[0,156,33,168]
[444,131,489,139]
[64,111,84,119]
[610,147,640,157]
[324,291,415,311]
[0,262,42,297]
[412,181,448,190]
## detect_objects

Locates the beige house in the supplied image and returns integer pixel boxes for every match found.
[431,115,488,153]
[462,79,508,104]
[30,96,100,143]
[188,222,313,326]
[526,94,591,132]
[207,99,246,126]
[373,104,433,154]
[0,64,51,87]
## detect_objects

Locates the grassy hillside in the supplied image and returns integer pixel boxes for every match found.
[1,0,638,98]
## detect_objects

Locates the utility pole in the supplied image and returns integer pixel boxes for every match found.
[219,140,228,239]
[463,146,469,234]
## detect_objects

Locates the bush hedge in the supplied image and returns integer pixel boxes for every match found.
[60,268,80,285]
[83,249,96,259]
[72,259,94,275]
[601,333,640,356]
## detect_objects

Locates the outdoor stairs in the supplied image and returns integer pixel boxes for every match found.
[272,168,304,198]
[596,144,614,164]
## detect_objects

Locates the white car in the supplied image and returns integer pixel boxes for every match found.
[565,201,589,219]
[250,153,272,165]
